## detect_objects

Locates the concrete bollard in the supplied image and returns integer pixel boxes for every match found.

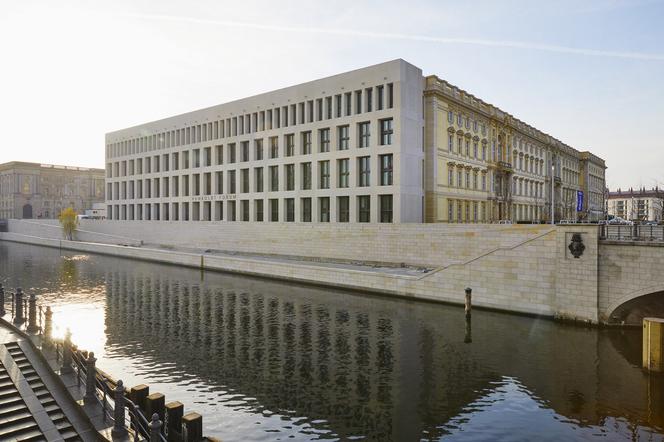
[111,380,128,438]
[182,412,203,442]
[150,413,163,442]
[0,283,5,316]
[84,351,97,402]
[464,317,472,344]
[165,401,184,442]
[43,307,53,346]
[61,328,73,374]
[464,287,472,319]
[27,292,39,333]
[643,317,664,373]
[14,288,24,325]
[146,393,166,429]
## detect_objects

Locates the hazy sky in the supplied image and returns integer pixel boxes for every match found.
[1,0,663,190]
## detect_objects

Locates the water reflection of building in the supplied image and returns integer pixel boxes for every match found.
[101,262,663,440]
[0,161,105,219]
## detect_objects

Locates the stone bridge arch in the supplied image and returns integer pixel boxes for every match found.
[603,286,664,325]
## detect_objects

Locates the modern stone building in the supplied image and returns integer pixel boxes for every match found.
[0,161,105,219]
[105,59,605,224]
[608,188,663,222]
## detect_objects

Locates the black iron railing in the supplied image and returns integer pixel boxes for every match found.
[599,224,664,242]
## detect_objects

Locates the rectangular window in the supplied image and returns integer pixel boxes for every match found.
[358,122,370,148]
[319,160,330,189]
[269,137,279,158]
[229,143,236,163]
[380,119,393,145]
[338,159,349,188]
[215,171,223,194]
[255,139,263,160]
[228,170,236,194]
[355,90,362,114]
[344,92,352,116]
[193,149,200,168]
[302,131,313,154]
[380,154,393,185]
[377,85,384,110]
[358,196,370,222]
[255,199,264,222]
[285,198,295,222]
[337,126,349,150]
[242,200,249,221]
[335,94,342,118]
[387,83,394,108]
[365,88,373,112]
[359,156,370,187]
[301,162,312,190]
[270,165,279,191]
[255,167,264,192]
[338,196,350,222]
[285,164,295,191]
[182,151,189,169]
[301,197,312,222]
[319,197,330,222]
[241,169,249,193]
[286,134,295,157]
[319,129,330,152]
[380,195,393,223]
[241,141,249,162]
[270,198,279,222]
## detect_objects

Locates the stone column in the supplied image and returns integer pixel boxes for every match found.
[84,352,97,402]
[111,380,128,438]
[0,283,5,316]
[27,292,39,333]
[13,288,24,325]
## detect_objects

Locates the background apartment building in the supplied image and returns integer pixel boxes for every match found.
[608,188,663,222]
[0,161,105,219]
[423,77,606,223]
[105,59,605,224]
[105,60,424,224]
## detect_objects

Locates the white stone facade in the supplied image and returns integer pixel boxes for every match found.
[105,60,424,224]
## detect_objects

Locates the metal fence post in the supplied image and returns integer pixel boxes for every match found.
[112,380,128,438]
[27,292,39,333]
[150,413,163,442]
[61,328,73,374]
[85,351,97,402]
[13,288,24,325]
[0,283,5,316]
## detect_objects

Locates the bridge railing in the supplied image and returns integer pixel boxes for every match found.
[600,224,664,242]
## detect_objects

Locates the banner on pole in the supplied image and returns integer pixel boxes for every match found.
[576,191,584,212]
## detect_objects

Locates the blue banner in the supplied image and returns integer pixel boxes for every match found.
[576,190,584,212]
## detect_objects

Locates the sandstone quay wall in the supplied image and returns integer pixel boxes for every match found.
[2,220,601,323]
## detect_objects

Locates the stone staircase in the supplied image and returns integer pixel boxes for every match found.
[0,361,45,441]
[5,342,82,441]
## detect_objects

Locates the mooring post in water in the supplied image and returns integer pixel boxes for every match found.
[13,288,24,325]
[182,412,203,442]
[61,328,73,374]
[0,283,5,316]
[27,292,39,333]
[643,317,664,373]
[146,392,166,429]
[165,401,184,442]
[464,287,472,319]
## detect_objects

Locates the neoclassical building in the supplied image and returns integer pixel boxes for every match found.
[105,59,606,224]
[0,161,105,219]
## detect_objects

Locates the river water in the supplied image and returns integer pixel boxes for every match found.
[0,241,662,441]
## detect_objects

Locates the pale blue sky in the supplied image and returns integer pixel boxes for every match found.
[1,0,663,189]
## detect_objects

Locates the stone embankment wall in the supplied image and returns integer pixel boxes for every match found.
[1,219,601,323]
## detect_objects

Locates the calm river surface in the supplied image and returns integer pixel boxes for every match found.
[0,241,662,441]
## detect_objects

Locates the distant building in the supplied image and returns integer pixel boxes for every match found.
[84,202,107,219]
[608,188,664,222]
[0,161,105,219]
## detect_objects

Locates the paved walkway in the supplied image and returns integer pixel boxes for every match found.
[0,319,100,441]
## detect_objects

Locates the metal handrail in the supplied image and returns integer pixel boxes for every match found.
[600,224,664,241]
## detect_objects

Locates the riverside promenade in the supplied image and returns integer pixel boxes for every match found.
[0,286,214,442]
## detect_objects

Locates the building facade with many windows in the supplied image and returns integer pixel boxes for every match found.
[423,77,606,223]
[608,188,663,222]
[105,59,605,224]
[105,60,423,223]
[0,161,105,219]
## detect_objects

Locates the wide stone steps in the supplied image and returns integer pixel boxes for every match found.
[5,342,82,441]
[0,363,45,441]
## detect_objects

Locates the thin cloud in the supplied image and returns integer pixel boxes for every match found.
[123,12,664,62]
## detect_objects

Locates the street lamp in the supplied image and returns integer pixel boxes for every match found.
[550,161,555,225]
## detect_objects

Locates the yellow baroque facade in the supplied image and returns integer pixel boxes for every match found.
[424,76,606,223]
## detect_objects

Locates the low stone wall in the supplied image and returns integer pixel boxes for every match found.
[0,223,602,323]
[6,220,142,247]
